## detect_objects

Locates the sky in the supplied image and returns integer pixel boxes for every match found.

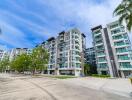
[0,0,131,50]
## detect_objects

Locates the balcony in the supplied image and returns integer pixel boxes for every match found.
[57,57,67,64]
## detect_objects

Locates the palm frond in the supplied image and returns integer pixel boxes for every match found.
[126,14,132,31]
[114,9,127,16]
[113,4,124,16]
[114,0,132,32]
[119,14,128,24]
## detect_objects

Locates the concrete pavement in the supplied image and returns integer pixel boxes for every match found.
[63,77,132,98]
[0,73,132,100]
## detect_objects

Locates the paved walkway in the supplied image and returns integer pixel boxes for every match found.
[63,77,132,98]
[0,73,132,100]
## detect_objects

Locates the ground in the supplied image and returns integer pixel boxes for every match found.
[0,73,132,100]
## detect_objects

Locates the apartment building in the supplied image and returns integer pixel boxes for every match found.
[84,47,96,66]
[91,21,132,77]
[41,28,86,76]
[0,44,8,61]
[9,48,32,61]
[0,49,5,61]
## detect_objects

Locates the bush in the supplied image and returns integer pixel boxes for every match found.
[92,74,110,78]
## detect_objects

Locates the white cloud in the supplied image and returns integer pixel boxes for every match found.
[0,20,33,48]
[39,0,132,48]
[0,0,131,48]
[0,9,53,38]
[35,0,129,47]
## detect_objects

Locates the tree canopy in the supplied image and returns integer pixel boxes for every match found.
[30,46,49,74]
[113,0,132,31]
[1,46,49,75]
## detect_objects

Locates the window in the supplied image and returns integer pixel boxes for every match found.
[95,34,102,39]
[93,30,101,35]
[98,63,107,68]
[114,41,125,46]
[75,51,80,55]
[98,57,106,62]
[119,62,132,68]
[110,23,118,29]
[75,46,79,50]
[123,33,128,39]
[112,35,123,40]
[76,57,80,61]
[125,40,130,45]
[75,36,79,39]
[111,28,121,34]
[118,55,130,60]
[97,51,105,56]
[76,63,81,68]
[96,45,104,50]
[116,47,127,53]
[72,62,75,67]
[96,40,103,44]
[75,40,79,45]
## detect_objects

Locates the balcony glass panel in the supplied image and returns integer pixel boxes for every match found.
[118,55,130,60]
[116,47,128,53]
[111,28,121,34]
[119,62,132,68]
[97,51,105,56]
[112,35,123,40]
[114,41,125,46]
[98,57,106,62]
[98,63,108,68]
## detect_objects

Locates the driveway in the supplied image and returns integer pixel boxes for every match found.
[0,73,131,100]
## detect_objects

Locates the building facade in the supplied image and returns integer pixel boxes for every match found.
[9,48,32,61]
[84,47,96,66]
[92,21,132,77]
[41,28,86,76]
[0,49,5,61]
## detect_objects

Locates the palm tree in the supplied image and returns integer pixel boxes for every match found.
[113,0,132,31]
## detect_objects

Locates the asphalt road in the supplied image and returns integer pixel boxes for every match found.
[0,74,131,100]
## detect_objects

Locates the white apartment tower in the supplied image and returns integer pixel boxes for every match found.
[9,48,32,61]
[92,21,132,77]
[41,28,86,76]
[0,49,5,61]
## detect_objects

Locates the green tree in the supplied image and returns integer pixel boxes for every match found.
[113,0,132,31]
[0,57,9,72]
[84,64,90,76]
[84,63,97,76]
[10,54,31,73]
[30,46,49,75]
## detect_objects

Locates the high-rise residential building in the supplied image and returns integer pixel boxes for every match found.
[40,28,86,76]
[91,21,132,77]
[0,45,8,61]
[9,48,32,61]
[84,47,96,66]
[0,49,5,61]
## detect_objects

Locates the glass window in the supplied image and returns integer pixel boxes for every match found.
[112,35,123,40]
[97,51,105,56]
[116,47,128,53]
[98,63,108,68]
[119,62,132,68]
[114,41,125,46]
[98,57,106,62]
[110,23,119,29]
[111,28,121,34]
[118,55,130,60]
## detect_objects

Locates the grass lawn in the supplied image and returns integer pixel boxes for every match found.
[32,74,77,79]
[50,75,76,79]
[92,74,110,78]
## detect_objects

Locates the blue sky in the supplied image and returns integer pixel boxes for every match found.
[0,0,131,50]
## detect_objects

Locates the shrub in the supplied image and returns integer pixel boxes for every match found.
[92,74,110,78]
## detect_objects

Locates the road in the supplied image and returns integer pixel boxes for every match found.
[0,73,131,100]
